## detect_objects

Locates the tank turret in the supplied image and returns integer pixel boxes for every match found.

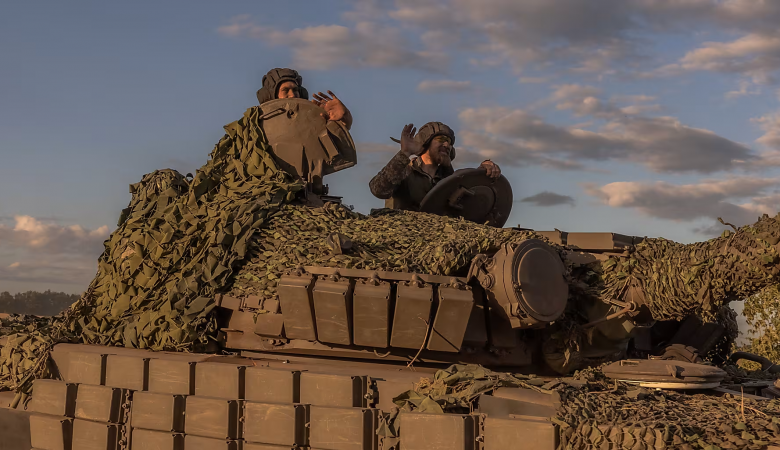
[4,98,780,450]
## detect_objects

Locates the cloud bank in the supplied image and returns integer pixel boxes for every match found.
[0,216,110,289]
[521,191,576,207]
[454,85,753,173]
[585,177,780,234]
[219,1,780,81]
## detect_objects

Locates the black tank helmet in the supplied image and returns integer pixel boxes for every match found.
[416,122,457,161]
[256,68,310,104]
[390,121,456,160]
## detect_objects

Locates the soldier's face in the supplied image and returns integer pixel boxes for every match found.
[427,136,453,166]
[277,81,300,99]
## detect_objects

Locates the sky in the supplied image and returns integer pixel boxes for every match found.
[3,0,780,298]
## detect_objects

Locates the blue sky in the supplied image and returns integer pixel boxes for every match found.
[3,0,780,295]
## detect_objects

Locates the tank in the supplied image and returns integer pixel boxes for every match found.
[3,98,780,450]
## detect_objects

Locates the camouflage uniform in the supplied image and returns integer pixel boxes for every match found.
[369,153,455,211]
[369,122,456,211]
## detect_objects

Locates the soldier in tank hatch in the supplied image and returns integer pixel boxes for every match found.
[256,67,353,130]
[369,122,501,211]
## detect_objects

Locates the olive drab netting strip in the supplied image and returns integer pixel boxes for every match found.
[74,105,303,351]
[228,206,543,299]
[599,215,780,322]
[0,106,303,397]
[388,365,780,450]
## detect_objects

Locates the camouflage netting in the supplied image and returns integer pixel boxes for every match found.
[0,107,547,397]
[2,104,780,430]
[0,106,304,397]
[600,218,780,322]
[228,205,540,299]
[229,208,780,331]
[389,364,780,450]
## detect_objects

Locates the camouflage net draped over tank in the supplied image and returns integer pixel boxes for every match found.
[0,108,548,397]
[599,217,780,322]
[2,104,780,427]
[389,364,780,450]
[228,206,540,299]
[0,106,304,397]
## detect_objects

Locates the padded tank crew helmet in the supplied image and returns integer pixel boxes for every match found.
[256,68,310,105]
[390,121,457,160]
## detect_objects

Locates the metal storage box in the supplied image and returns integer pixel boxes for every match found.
[184,397,242,439]
[29,379,77,417]
[104,354,149,391]
[71,419,122,450]
[65,352,107,385]
[130,429,184,450]
[29,414,73,450]
[245,367,300,404]
[148,359,196,395]
[74,385,130,423]
[399,413,477,450]
[195,361,247,399]
[243,401,308,446]
[131,391,186,432]
[308,406,377,450]
[300,372,366,408]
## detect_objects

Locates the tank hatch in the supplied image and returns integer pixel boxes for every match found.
[419,168,513,227]
[259,98,357,193]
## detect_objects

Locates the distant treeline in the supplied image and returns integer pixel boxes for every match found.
[0,290,79,316]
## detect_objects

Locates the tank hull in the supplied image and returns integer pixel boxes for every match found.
[2,342,558,450]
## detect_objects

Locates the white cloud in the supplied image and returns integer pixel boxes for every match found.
[394,0,642,75]
[0,257,97,287]
[619,104,663,115]
[456,85,753,173]
[417,80,473,93]
[455,127,588,170]
[217,15,446,72]
[551,84,624,119]
[0,216,110,290]
[585,177,779,225]
[550,85,662,117]
[372,0,780,77]
[753,112,780,150]
[725,79,761,99]
[219,0,780,82]
[660,32,780,83]
[0,216,109,255]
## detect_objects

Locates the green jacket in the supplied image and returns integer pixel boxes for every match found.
[369,151,454,211]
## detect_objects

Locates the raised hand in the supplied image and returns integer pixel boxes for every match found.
[400,124,424,157]
[310,91,331,108]
[311,91,352,129]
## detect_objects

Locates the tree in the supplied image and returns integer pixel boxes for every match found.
[740,285,780,365]
[0,290,79,316]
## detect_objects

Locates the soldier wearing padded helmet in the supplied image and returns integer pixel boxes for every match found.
[369,122,501,211]
[256,67,353,130]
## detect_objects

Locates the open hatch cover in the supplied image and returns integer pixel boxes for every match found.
[418,168,513,227]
